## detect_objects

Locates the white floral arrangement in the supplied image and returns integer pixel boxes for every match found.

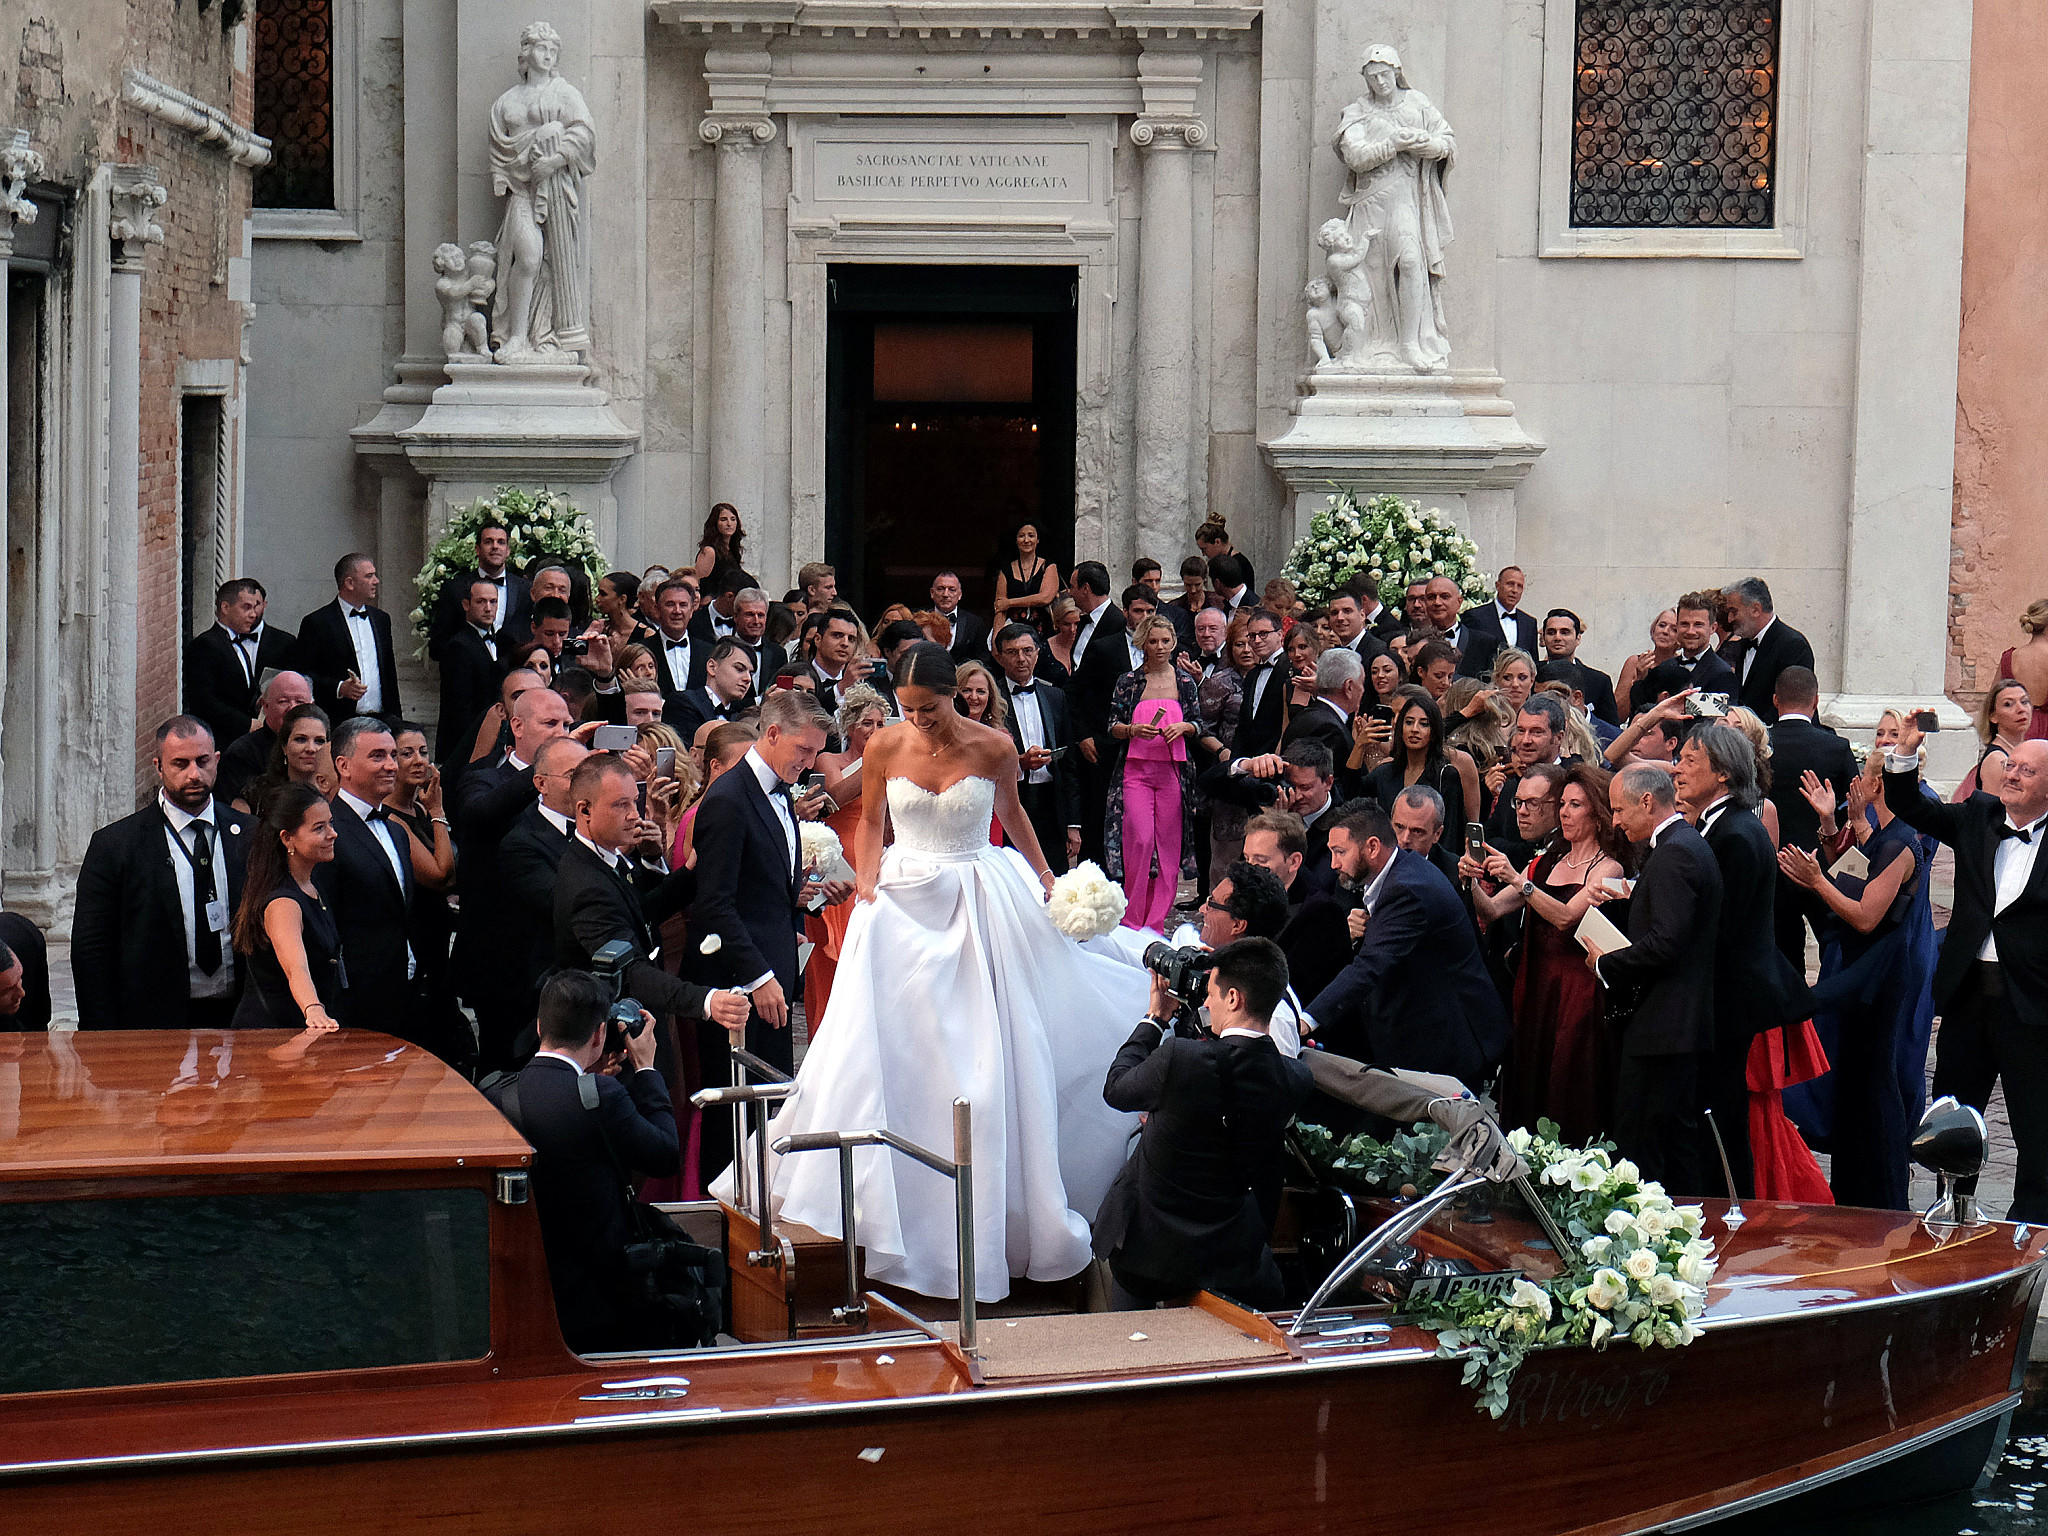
[1279,490,1489,614]
[409,486,609,658]
[1046,861,1127,940]
[799,821,849,880]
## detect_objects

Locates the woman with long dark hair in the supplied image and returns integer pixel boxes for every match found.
[230,782,343,1031]
[1367,691,1470,854]
[992,520,1060,633]
[596,569,656,652]
[237,703,333,818]
[693,502,755,590]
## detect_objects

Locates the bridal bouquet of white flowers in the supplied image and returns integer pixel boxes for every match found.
[799,821,849,880]
[1047,862,1126,940]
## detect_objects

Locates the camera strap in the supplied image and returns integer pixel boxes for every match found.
[576,1072,664,1248]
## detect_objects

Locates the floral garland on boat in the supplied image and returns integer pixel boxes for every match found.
[409,487,608,658]
[1278,490,1489,613]
[1295,1118,1718,1418]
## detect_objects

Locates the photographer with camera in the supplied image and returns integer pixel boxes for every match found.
[1093,937,1314,1310]
[489,970,696,1353]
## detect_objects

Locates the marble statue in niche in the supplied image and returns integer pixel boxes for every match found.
[488,21,597,359]
[1307,219,1373,369]
[434,241,494,360]
[1330,43,1455,373]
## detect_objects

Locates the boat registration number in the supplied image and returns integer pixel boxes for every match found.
[1405,1269,1523,1305]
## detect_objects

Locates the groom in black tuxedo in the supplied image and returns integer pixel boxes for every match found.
[993,623,1081,874]
[687,688,850,1176]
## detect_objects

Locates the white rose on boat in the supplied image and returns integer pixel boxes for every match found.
[1586,1268,1629,1312]
[1047,862,1127,940]
[1624,1248,1661,1284]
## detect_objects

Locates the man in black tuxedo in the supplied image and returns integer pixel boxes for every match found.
[1160,556,1210,645]
[1322,589,1391,669]
[293,552,402,722]
[435,577,506,764]
[808,608,882,707]
[1421,576,1500,680]
[1063,561,1129,865]
[1459,564,1538,661]
[1537,609,1618,726]
[491,971,681,1353]
[1246,810,1356,1004]
[1720,577,1815,723]
[1637,591,1737,709]
[428,520,529,661]
[1094,938,1314,1309]
[1883,726,2048,1220]
[729,588,787,703]
[319,716,434,1052]
[1280,648,1364,797]
[216,669,313,807]
[1232,741,1343,902]
[1765,667,1860,970]
[670,640,756,741]
[1306,798,1509,1088]
[184,577,296,752]
[687,690,849,1174]
[1206,552,1255,620]
[1228,608,1290,760]
[0,913,51,1031]
[495,736,588,1068]
[1585,764,1723,1191]
[553,754,751,1037]
[994,623,1081,874]
[930,571,988,663]
[1479,695,1573,864]
[1676,724,1810,1197]
[689,568,747,647]
[1390,783,1464,891]
[648,576,709,704]
[72,716,252,1031]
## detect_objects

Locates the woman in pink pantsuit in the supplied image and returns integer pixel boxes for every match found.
[1104,617,1204,931]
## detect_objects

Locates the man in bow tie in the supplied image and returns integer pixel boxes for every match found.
[184,577,296,753]
[995,622,1082,873]
[649,576,709,704]
[292,553,402,723]
[428,519,530,661]
[1637,591,1736,708]
[436,577,507,764]
[728,587,787,702]
[930,571,989,663]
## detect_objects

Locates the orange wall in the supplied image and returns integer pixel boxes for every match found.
[1951,0,2048,704]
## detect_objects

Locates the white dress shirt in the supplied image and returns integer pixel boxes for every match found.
[1361,847,1399,914]
[339,598,385,713]
[474,623,499,663]
[538,802,574,836]
[1983,812,2046,961]
[1246,658,1279,717]
[1697,795,1734,838]
[220,621,259,686]
[574,829,633,874]
[660,629,694,688]
[1009,680,1053,784]
[1739,616,1776,683]
[335,787,415,978]
[1072,604,1105,664]
[160,791,235,999]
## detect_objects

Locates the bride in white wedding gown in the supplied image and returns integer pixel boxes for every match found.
[725,642,1147,1301]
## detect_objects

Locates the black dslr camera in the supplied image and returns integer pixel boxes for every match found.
[590,939,647,1056]
[1142,941,1214,1004]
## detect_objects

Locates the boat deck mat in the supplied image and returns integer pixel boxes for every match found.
[945,1307,1286,1381]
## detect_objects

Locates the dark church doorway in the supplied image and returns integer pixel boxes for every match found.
[824,264,1077,623]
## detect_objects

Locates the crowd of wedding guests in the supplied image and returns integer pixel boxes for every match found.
[36,501,2048,1226]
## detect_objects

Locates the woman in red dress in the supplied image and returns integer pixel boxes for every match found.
[802,684,891,1039]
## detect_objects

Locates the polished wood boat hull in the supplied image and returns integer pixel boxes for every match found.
[6,1249,2038,1536]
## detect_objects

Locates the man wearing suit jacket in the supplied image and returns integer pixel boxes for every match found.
[496,737,588,1067]
[1280,648,1365,799]
[319,717,430,1051]
[1721,577,1815,723]
[72,716,252,1031]
[427,521,530,662]
[930,571,989,662]
[1306,799,1510,1089]
[1063,562,1129,865]
[293,552,402,722]
[669,640,755,741]
[648,576,710,704]
[1586,764,1723,1192]
[492,970,681,1353]
[994,623,1082,874]
[1247,811,1356,1004]
[0,912,51,1031]
[1095,938,1314,1308]
[728,588,787,703]
[1765,667,1861,970]
[184,577,296,752]
[1421,576,1501,680]
[1537,609,1619,725]
[687,690,846,1175]
[1323,588,1391,670]
[1884,727,2048,1221]
[435,577,506,764]
[1678,725,1810,1198]
[1459,565,1538,661]
[1637,592,1737,710]
[1227,607,1291,760]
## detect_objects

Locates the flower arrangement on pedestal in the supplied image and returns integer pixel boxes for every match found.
[409,487,608,657]
[1278,490,1489,614]
[1294,1118,1717,1417]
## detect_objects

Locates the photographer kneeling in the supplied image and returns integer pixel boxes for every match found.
[1093,937,1314,1311]
[492,970,710,1354]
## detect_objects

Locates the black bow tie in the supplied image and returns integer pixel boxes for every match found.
[232,631,254,647]
[349,608,370,620]
[1010,682,1037,698]
[1999,824,2034,845]
[364,804,391,823]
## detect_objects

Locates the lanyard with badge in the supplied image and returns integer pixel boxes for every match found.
[163,814,230,940]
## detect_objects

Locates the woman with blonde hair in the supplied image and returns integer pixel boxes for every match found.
[1039,594,1082,685]
[1106,615,1204,929]
[1721,705,1781,846]
[1997,598,2048,739]
[953,659,1008,731]
[1954,677,2032,800]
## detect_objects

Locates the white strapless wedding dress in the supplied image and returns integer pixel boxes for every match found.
[721,775,1145,1301]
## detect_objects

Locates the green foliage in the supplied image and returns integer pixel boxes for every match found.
[409,487,608,658]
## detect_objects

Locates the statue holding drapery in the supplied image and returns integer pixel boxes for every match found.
[489,22,597,359]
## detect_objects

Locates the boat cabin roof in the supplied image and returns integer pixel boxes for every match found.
[0,1029,530,1183]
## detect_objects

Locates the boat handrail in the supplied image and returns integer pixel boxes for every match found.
[690,1041,796,1270]
[773,1099,979,1360]
[1287,1171,1489,1337]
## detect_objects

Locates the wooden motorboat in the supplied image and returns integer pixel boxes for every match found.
[0,1028,2041,1535]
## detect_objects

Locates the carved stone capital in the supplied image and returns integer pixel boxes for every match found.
[699,114,777,148]
[108,165,168,270]
[1129,117,1208,150]
[0,129,43,253]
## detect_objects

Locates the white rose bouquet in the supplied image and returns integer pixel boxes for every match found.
[1279,490,1490,613]
[799,821,850,881]
[1046,861,1127,940]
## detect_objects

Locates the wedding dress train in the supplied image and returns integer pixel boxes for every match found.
[720,775,1145,1301]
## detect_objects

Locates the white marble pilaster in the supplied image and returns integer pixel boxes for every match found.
[0,130,41,851]
[701,91,776,576]
[107,166,165,800]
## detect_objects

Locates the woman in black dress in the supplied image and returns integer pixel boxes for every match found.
[992,520,1060,634]
[230,782,343,1031]
[692,502,758,591]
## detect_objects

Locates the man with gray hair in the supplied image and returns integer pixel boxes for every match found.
[217,669,314,806]
[1583,762,1723,1189]
[1280,645,1366,797]
[1676,721,1810,1196]
[728,585,787,701]
[1720,576,1815,723]
[1390,783,1460,889]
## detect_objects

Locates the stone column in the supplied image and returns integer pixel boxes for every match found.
[701,82,776,575]
[107,166,166,801]
[1129,52,1206,566]
[0,131,44,845]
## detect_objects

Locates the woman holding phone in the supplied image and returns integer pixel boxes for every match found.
[1105,616,1204,931]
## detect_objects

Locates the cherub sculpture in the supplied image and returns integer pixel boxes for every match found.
[1310,218,1373,370]
[435,242,493,360]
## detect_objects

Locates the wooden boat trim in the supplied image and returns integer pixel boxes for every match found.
[1692,1258,2041,1332]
